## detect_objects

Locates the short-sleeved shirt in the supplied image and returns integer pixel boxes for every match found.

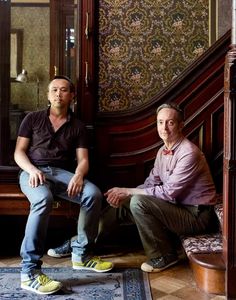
[17,108,88,171]
[138,137,216,206]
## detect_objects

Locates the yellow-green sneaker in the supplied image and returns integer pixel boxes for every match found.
[73,256,113,272]
[21,273,62,295]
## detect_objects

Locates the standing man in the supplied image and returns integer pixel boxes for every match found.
[105,103,218,272]
[14,75,113,295]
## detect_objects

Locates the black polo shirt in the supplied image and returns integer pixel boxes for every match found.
[17,109,88,171]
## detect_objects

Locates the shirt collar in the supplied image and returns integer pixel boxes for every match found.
[163,136,185,153]
[46,107,73,122]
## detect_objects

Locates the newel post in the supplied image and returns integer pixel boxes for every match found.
[223,0,236,297]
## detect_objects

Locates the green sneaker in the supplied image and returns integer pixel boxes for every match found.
[73,256,113,272]
[21,273,62,295]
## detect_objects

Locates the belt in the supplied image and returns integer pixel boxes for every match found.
[184,204,213,215]
[37,164,49,167]
[198,205,212,211]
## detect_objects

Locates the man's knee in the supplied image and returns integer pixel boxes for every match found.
[83,181,103,201]
[30,195,54,214]
[130,194,146,213]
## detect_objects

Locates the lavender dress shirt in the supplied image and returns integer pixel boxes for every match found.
[141,137,216,206]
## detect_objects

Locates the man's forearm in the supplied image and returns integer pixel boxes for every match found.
[75,159,89,177]
[126,187,147,196]
[14,151,38,174]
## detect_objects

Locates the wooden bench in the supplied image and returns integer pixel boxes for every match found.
[0,184,79,218]
[181,201,225,295]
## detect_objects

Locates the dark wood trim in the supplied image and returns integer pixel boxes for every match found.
[50,0,62,78]
[0,0,11,166]
[50,0,77,79]
[0,166,20,184]
[11,3,49,7]
[77,0,96,126]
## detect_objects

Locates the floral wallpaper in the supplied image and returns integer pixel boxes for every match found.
[98,0,209,112]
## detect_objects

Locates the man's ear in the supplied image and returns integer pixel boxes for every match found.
[70,92,75,103]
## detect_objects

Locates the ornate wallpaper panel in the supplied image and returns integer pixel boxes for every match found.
[98,0,209,112]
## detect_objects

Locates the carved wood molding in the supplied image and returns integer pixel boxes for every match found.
[223,44,236,297]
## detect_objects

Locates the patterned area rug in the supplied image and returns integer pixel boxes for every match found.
[0,267,152,300]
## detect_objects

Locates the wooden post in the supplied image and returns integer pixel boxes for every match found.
[223,1,236,296]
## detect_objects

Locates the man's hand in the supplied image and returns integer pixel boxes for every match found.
[67,173,84,198]
[104,187,130,208]
[28,169,46,188]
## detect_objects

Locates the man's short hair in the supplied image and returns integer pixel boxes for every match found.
[156,103,184,122]
[52,75,75,93]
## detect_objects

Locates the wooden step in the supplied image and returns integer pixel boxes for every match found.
[0,184,79,217]
[189,252,225,295]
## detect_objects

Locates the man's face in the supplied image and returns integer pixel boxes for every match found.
[156,108,183,144]
[48,79,74,109]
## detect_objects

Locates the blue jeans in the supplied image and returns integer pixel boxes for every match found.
[19,166,102,280]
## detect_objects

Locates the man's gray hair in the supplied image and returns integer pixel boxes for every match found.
[156,103,184,122]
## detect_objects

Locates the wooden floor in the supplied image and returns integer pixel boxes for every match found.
[0,215,226,299]
[0,247,226,300]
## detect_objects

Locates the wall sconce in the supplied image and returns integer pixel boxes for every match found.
[16,69,40,110]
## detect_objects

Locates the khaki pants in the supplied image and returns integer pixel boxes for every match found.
[96,201,136,243]
[129,195,219,259]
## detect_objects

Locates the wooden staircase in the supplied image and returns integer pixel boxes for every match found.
[95,30,230,193]
[94,31,231,296]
